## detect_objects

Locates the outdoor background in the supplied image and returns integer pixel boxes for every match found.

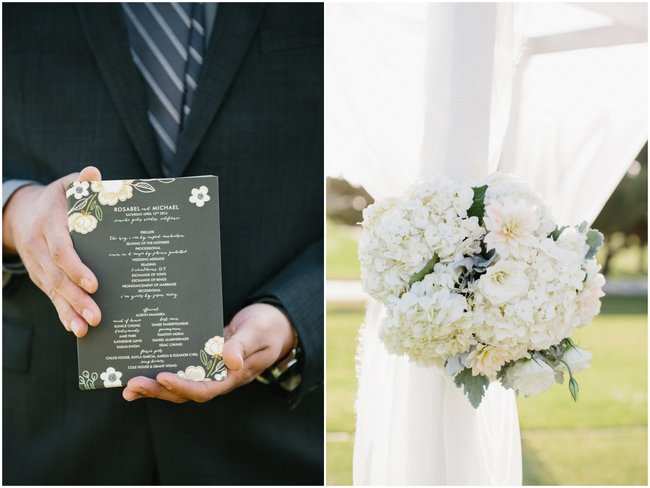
[326,145,648,485]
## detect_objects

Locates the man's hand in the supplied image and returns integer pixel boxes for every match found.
[3,166,102,337]
[123,303,295,402]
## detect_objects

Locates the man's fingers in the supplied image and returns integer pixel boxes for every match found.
[124,376,188,403]
[156,372,239,401]
[44,223,98,294]
[222,325,267,371]
[49,289,88,337]
[41,257,100,326]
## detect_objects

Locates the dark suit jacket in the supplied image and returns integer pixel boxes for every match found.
[2,3,323,485]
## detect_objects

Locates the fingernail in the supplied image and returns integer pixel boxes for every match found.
[83,309,95,326]
[80,278,92,292]
[136,388,148,396]
[70,318,84,336]
[160,382,172,390]
[124,390,142,402]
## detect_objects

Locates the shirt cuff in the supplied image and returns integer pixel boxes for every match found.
[2,179,37,276]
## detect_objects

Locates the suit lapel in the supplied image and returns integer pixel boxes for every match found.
[171,4,266,176]
[76,4,161,178]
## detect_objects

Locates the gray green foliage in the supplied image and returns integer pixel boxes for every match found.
[454,367,490,408]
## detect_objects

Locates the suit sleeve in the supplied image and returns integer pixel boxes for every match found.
[249,239,323,405]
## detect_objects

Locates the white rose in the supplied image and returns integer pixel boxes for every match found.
[466,344,511,379]
[477,260,529,305]
[204,336,224,356]
[506,358,555,397]
[561,346,592,375]
[68,212,98,234]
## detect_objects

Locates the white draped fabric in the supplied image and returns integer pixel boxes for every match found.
[326,2,647,485]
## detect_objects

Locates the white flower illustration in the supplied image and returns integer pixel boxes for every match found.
[204,336,224,356]
[214,370,227,381]
[91,180,134,206]
[177,365,211,382]
[100,367,123,388]
[66,181,90,200]
[68,212,98,234]
[189,186,211,207]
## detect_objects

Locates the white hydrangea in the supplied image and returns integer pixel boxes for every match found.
[359,177,484,302]
[359,172,605,402]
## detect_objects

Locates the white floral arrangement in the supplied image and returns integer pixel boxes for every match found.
[359,173,605,407]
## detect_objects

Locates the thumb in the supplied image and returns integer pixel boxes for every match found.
[222,339,246,372]
[222,323,265,372]
[79,165,102,182]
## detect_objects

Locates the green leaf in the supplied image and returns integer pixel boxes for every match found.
[94,205,103,222]
[467,185,488,225]
[200,349,208,367]
[408,255,439,288]
[585,229,604,260]
[550,225,568,241]
[569,377,580,401]
[453,368,490,408]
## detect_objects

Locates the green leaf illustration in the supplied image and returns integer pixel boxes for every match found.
[133,181,156,193]
[467,185,488,225]
[94,205,103,222]
[200,349,209,367]
[69,197,89,213]
[453,368,490,408]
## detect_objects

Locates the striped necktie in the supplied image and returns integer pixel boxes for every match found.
[123,3,205,176]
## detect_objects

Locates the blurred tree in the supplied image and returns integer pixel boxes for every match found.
[593,143,647,275]
[326,177,374,225]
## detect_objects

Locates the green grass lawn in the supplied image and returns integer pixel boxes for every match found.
[326,295,648,485]
[326,220,361,281]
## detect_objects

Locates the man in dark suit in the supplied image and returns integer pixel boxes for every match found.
[3,3,323,485]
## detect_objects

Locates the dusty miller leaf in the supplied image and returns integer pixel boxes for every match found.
[453,368,490,408]
[585,229,604,260]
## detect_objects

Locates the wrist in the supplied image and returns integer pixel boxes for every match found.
[2,184,39,256]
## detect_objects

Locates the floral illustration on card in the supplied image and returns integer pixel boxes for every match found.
[177,335,227,382]
[189,186,210,207]
[100,367,123,388]
[79,370,99,390]
[66,179,160,234]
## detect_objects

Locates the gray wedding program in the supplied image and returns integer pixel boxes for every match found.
[66,176,225,390]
